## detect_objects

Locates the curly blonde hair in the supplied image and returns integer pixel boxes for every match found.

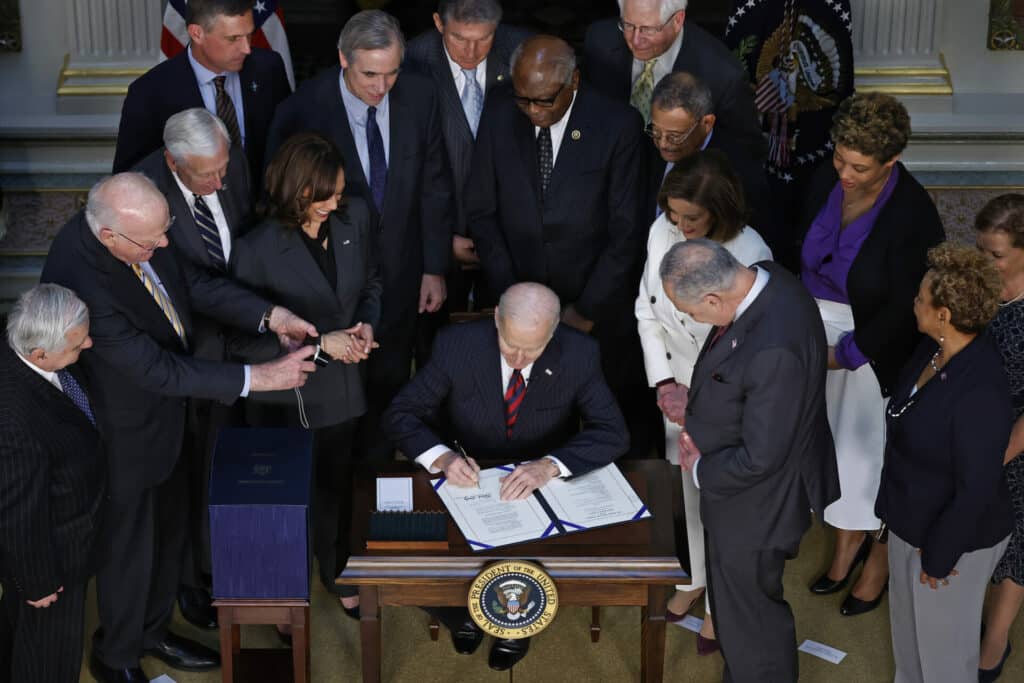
[926,242,1002,334]
[831,92,911,163]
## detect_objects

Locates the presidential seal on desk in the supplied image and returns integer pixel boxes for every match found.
[468,560,559,639]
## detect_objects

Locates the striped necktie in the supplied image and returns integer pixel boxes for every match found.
[56,369,96,425]
[504,369,526,439]
[213,75,243,149]
[192,194,226,269]
[630,58,657,124]
[537,127,553,197]
[131,263,188,347]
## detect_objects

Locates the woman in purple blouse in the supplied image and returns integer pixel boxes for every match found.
[800,93,944,616]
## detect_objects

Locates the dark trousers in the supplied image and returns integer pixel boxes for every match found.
[0,580,86,683]
[311,420,358,598]
[705,535,798,683]
[93,457,190,668]
[358,319,415,462]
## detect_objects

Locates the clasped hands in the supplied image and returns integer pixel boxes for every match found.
[432,451,559,500]
[657,382,688,426]
[321,322,378,364]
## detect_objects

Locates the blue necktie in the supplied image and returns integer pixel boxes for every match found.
[57,369,96,426]
[460,67,484,137]
[366,106,387,213]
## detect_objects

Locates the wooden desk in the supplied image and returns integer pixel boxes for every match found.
[213,599,310,683]
[339,460,689,683]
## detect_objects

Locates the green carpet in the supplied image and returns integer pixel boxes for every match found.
[75,520,1024,682]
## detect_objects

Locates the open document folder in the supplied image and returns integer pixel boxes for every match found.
[433,463,652,551]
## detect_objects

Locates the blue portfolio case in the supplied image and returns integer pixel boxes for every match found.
[209,427,313,599]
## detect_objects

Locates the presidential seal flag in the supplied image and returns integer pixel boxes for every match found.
[160,0,296,89]
[469,561,559,639]
[724,0,854,183]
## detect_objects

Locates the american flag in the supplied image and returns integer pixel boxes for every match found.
[160,0,295,90]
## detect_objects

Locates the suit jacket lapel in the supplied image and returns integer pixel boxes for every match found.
[278,226,338,305]
[148,250,194,346]
[327,71,375,224]
[611,40,634,98]
[430,37,474,140]
[544,90,588,199]
[514,112,542,203]
[473,331,510,441]
[514,334,561,430]
[384,92,413,217]
[239,59,262,139]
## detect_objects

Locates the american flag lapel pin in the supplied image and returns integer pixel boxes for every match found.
[544,368,553,376]
[731,339,737,349]
[251,81,259,93]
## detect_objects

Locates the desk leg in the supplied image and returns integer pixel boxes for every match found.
[359,585,381,683]
[218,608,236,683]
[590,607,601,643]
[292,605,310,683]
[641,584,668,683]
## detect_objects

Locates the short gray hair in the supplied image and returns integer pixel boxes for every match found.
[659,238,743,305]
[497,282,561,336]
[510,39,578,86]
[7,283,89,356]
[651,71,713,118]
[438,0,502,25]
[618,0,689,23]
[84,173,167,238]
[337,10,405,63]
[163,108,230,163]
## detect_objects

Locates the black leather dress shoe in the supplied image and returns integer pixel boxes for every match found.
[451,620,484,655]
[88,652,149,682]
[840,584,887,616]
[810,535,872,595]
[143,631,220,671]
[488,637,530,671]
[178,585,218,630]
[979,641,1011,683]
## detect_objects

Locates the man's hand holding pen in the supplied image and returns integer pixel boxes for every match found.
[432,448,481,488]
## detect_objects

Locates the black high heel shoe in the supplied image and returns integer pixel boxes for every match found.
[979,640,1011,682]
[810,534,872,595]
[840,583,887,616]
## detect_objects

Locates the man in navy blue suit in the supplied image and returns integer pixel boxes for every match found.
[112,0,292,191]
[384,282,628,671]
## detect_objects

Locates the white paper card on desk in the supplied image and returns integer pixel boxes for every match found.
[376,477,413,511]
[150,676,177,683]
[798,639,847,664]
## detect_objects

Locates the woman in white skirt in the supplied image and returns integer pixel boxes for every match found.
[800,93,944,615]
[636,150,772,654]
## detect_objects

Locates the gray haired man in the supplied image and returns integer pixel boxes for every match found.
[0,284,105,683]
[267,9,455,462]
[133,106,258,631]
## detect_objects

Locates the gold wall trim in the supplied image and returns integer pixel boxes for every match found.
[62,67,147,77]
[56,85,130,96]
[855,53,953,97]
[56,53,139,97]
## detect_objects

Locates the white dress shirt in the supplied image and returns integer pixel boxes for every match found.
[415,355,571,477]
[444,49,488,97]
[171,171,233,262]
[16,352,62,391]
[534,90,578,166]
[188,47,247,147]
[630,27,684,88]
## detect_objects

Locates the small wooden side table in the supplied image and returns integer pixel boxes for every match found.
[213,598,310,683]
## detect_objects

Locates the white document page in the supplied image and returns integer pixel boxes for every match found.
[434,465,554,550]
[376,477,413,511]
[540,463,651,531]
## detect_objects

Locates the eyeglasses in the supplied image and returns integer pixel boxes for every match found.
[643,120,700,147]
[512,83,566,109]
[112,218,173,253]
[618,12,679,37]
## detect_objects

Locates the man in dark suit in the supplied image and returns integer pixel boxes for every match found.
[467,35,657,458]
[645,72,782,257]
[267,9,455,460]
[405,0,531,312]
[384,282,628,671]
[659,239,839,682]
[40,173,318,683]
[134,106,256,630]
[0,285,104,683]
[112,0,292,190]
[583,0,763,155]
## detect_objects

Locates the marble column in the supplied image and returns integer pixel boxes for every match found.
[58,0,162,111]
[850,0,952,95]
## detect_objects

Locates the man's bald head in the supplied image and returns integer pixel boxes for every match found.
[495,283,561,369]
[86,173,172,264]
[509,35,580,129]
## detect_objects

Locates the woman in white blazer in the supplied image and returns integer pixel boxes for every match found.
[635,150,772,654]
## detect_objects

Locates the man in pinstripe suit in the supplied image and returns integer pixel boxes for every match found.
[0,285,104,683]
[384,282,628,670]
[405,0,532,312]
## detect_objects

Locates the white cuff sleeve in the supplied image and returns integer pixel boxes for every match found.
[691,456,701,489]
[416,444,451,473]
[546,456,572,478]
[240,365,251,397]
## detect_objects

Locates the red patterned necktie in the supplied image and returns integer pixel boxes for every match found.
[504,369,526,439]
[708,323,731,349]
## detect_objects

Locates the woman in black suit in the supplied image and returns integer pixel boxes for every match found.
[231,132,382,618]
[801,93,945,615]
[878,243,1013,683]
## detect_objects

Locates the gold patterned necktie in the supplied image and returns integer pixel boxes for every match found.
[630,58,658,124]
[131,263,188,347]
